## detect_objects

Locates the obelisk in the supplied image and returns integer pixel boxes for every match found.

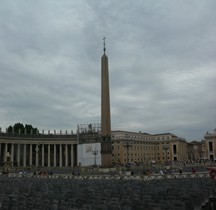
[101,37,112,167]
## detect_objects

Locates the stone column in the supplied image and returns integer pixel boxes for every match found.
[0,144,1,162]
[17,144,20,166]
[29,144,32,166]
[48,144,50,167]
[4,143,8,161]
[54,144,56,167]
[42,144,44,167]
[65,144,68,167]
[59,144,62,167]
[71,144,74,167]
[11,144,14,166]
[23,144,26,167]
[35,144,39,167]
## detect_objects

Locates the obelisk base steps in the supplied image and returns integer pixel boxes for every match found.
[100,141,112,167]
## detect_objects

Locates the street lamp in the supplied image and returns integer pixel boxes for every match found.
[122,135,133,166]
[92,147,98,166]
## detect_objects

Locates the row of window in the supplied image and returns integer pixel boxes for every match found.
[209,142,213,152]
[112,135,172,140]
[113,145,175,151]
[112,145,158,150]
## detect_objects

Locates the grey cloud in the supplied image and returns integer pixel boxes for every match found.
[0,0,215,140]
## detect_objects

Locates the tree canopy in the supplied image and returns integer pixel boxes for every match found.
[7,123,39,134]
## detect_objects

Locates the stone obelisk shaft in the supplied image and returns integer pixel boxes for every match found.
[101,53,111,136]
[101,51,112,167]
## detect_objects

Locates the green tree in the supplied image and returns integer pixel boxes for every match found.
[7,123,39,134]
[7,125,13,133]
[25,124,38,134]
[14,123,25,134]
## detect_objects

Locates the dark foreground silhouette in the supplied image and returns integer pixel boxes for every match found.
[0,175,215,209]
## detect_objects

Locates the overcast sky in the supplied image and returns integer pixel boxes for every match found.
[0,0,215,141]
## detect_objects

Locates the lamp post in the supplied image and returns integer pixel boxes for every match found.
[92,147,98,166]
[122,135,133,166]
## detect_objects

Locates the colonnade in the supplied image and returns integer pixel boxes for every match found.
[0,143,76,167]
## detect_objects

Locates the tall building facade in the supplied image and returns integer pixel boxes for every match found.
[204,129,216,161]
[111,131,188,164]
[100,38,112,167]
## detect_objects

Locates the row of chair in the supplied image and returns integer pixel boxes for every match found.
[0,175,215,209]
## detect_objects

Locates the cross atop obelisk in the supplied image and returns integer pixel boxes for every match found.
[103,37,106,54]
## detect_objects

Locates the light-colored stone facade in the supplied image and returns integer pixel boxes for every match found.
[204,129,216,161]
[0,133,77,168]
[1,129,214,168]
[187,141,204,161]
[111,130,188,164]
